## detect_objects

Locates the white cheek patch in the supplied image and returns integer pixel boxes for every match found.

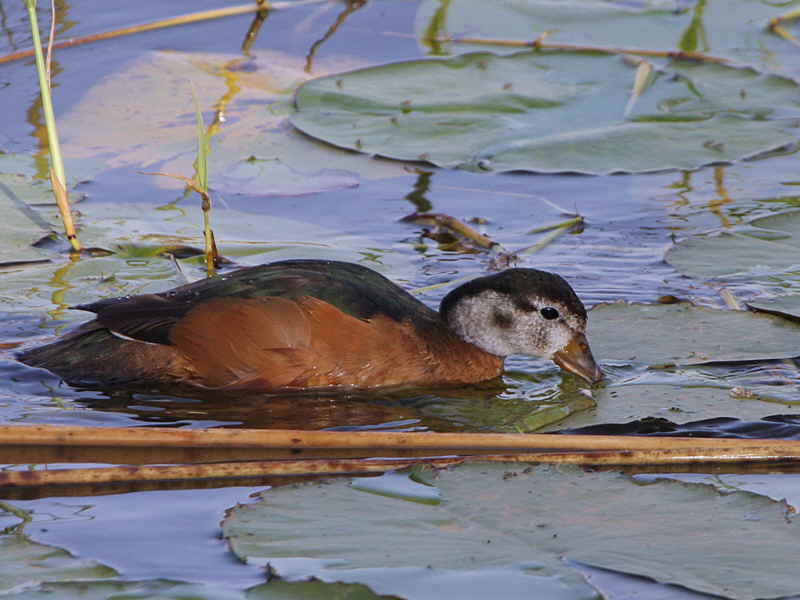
[447,292,516,356]
[446,291,587,358]
[541,322,574,357]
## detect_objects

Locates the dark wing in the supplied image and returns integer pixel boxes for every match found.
[75,259,438,346]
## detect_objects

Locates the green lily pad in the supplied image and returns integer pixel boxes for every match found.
[223,463,800,600]
[0,533,117,593]
[636,473,800,514]
[290,52,799,174]
[415,0,799,76]
[588,301,800,365]
[546,383,794,432]
[2,579,245,600]
[667,209,800,279]
[747,295,800,322]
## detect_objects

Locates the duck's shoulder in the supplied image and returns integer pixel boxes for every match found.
[77,260,437,345]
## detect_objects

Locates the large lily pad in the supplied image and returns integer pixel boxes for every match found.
[291,52,799,174]
[588,301,800,365]
[0,533,117,593]
[223,463,800,600]
[667,209,800,279]
[415,0,800,77]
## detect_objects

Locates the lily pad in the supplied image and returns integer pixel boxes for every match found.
[290,52,800,174]
[635,473,800,514]
[2,579,245,600]
[415,0,800,76]
[223,463,800,600]
[0,533,117,593]
[747,295,800,322]
[588,301,800,365]
[546,383,794,432]
[0,156,59,266]
[667,209,800,280]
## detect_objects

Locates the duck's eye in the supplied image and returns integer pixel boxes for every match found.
[540,307,559,320]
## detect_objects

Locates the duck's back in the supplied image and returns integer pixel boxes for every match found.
[19,260,502,390]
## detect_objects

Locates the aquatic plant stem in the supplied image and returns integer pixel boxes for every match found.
[768,7,800,47]
[192,93,218,277]
[24,0,81,252]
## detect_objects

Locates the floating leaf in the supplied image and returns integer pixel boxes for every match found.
[0,533,116,593]
[747,295,800,322]
[223,463,800,600]
[415,0,800,77]
[2,579,245,600]
[547,383,794,432]
[667,209,800,279]
[589,301,800,365]
[636,472,800,514]
[0,156,58,265]
[291,52,799,174]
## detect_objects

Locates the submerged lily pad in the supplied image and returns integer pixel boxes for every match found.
[667,209,800,279]
[223,463,800,600]
[0,533,117,593]
[291,52,799,174]
[59,50,410,193]
[588,301,800,365]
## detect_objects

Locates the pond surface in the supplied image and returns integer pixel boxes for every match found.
[2,1,800,598]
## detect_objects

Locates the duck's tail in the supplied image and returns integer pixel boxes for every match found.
[18,324,194,387]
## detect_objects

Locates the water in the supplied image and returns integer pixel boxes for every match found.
[1,1,800,598]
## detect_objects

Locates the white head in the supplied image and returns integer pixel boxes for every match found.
[440,269,602,384]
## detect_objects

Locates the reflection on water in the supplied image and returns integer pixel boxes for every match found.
[34,369,597,434]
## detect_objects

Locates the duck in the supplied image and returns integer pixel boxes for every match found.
[18,259,603,391]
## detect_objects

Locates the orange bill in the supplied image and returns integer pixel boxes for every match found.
[552,332,603,385]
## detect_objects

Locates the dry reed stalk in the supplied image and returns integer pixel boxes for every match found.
[4,424,800,456]
[0,456,464,487]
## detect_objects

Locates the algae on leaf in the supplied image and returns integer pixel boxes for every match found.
[222,463,800,600]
